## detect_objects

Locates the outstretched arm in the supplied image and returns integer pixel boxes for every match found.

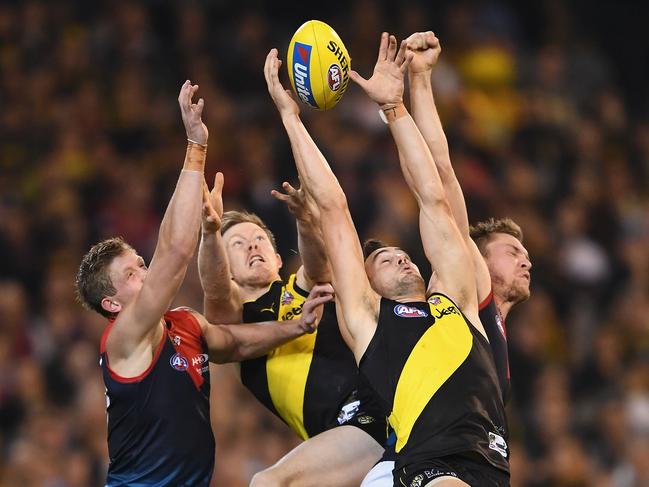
[110,81,209,355]
[351,34,480,327]
[198,172,242,323]
[406,31,491,300]
[264,49,378,360]
[271,181,331,290]
[199,284,334,363]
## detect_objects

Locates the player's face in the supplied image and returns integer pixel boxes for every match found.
[483,233,532,304]
[223,222,282,288]
[104,249,148,313]
[365,247,425,299]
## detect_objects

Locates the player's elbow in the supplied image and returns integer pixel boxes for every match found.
[416,181,448,209]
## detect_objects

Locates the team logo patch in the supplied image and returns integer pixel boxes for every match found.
[428,296,441,306]
[169,353,188,371]
[281,290,295,305]
[394,304,428,318]
[292,42,317,108]
[410,474,424,487]
[357,415,374,425]
[327,64,342,91]
[496,313,506,339]
[173,335,181,346]
[489,431,508,458]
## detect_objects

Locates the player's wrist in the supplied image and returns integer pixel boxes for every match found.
[184,142,207,171]
[379,103,408,124]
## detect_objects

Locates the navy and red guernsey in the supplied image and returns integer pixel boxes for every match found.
[100,308,214,487]
[479,291,511,404]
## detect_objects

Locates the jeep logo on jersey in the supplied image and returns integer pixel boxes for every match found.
[293,42,317,108]
[394,304,428,318]
[192,353,209,367]
[327,64,342,91]
[170,353,188,371]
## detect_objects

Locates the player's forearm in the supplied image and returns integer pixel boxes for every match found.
[409,74,470,236]
[157,146,206,259]
[297,219,331,283]
[281,114,347,211]
[387,108,446,207]
[210,320,305,363]
[198,231,241,323]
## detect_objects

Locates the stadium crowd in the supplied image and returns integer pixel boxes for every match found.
[1,1,648,486]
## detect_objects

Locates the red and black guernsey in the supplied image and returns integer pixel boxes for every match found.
[100,308,214,487]
[479,291,511,405]
[240,274,386,443]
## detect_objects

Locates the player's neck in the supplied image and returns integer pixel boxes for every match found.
[238,278,280,302]
[493,294,513,321]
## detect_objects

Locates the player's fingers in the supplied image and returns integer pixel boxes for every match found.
[282,181,298,194]
[270,189,289,201]
[213,172,224,193]
[178,80,190,105]
[395,40,407,65]
[400,52,414,74]
[387,35,398,61]
[195,98,204,116]
[263,49,274,85]
[377,32,388,61]
[349,70,368,89]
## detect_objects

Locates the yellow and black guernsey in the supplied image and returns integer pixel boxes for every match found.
[359,293,509,477]
[241,274,382,441]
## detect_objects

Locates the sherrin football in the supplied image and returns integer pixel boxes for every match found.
[287,20,351,110]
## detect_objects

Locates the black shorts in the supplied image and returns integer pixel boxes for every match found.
[335,386,389,447]
[396,454,509,487]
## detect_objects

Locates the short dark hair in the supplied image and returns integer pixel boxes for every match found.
[362,239,390,260]
[75,237,132,318]
[470,218,523,256]
[220,210,278,251]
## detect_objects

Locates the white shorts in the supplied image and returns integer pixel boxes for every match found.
[360,460,394,487]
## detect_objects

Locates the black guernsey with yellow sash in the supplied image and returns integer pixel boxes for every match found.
[359,293,509,481]
[241,274,382,440]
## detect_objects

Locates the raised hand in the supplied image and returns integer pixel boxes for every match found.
[271,181,320,223]
[202,172,224,233]
[298,283,335,333]
[349,33,413,108]
[178,80,208,145]
[405,31,442,75]
[264,48,301,119]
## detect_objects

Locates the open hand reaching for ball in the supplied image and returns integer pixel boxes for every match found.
[264,48,301,119]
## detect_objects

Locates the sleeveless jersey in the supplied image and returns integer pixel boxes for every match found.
[241,274,362,440]
[479,291,511,404]
[359,294,509,475]
[100,308,214,487]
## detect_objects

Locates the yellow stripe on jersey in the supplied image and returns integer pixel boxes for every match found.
[266,274,316,440]
[389,294,473,452]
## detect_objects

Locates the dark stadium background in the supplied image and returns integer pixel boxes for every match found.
[1,1,648,485]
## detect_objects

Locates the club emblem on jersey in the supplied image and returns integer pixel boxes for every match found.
[410,474,424,487]
[173,335,181,346]
[281,290,295,305]
[428,296,441,306]
[169,352,188,371]
[357,415,375,425]
[496,314,506,338]
[489,431,508,458]
[394,304,428,318]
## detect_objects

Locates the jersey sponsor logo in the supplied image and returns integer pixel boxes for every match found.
[280,304,303,321]
[281,290,295,306]
[170,352,189,371]
[394,304,428,318]
[327,64,342,91]
[489,431,508,458]
[292,42,317,108]
[432,305,459,319]
[192,353,209,367]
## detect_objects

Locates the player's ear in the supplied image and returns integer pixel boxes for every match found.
[101,297,121,314]
[276,253,283,270]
